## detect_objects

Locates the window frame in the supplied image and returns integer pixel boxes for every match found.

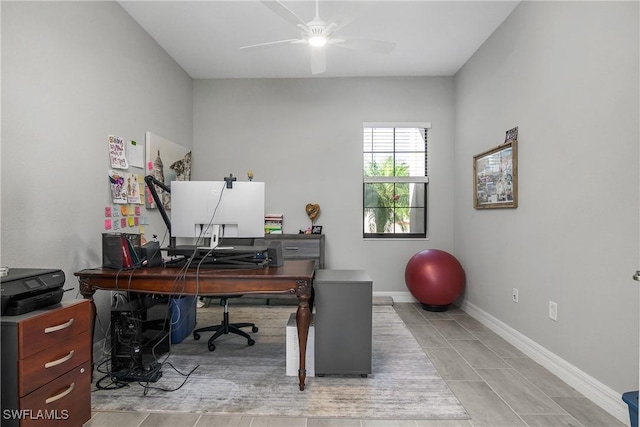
[362,122,431,240]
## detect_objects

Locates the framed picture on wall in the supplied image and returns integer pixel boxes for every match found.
[145,132,191,210]
[473,137,518,209]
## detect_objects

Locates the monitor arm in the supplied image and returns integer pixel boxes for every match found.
[144,175,174,247]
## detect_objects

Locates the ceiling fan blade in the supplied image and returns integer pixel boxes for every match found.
[326,2,373,33]
[329,37,396,54]
[261,0,309,30]
[240,39,303,50]
[310,48,326,75]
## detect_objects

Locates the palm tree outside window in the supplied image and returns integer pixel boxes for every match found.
[363,123,430,238]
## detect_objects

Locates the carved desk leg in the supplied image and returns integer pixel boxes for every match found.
[78,278,97,380]
[296,279,312,391]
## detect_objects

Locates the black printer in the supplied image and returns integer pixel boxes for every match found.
[0,268,66,316]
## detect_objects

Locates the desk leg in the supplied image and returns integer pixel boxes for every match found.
[296,280,312,391]
[78,279,96,381]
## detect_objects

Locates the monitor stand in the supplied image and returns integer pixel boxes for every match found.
[197,224,220,251]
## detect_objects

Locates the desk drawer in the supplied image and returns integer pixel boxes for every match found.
[19,360,91,427]
[17,301,90,359]
[279,239,321,259]
[18,331,91,396]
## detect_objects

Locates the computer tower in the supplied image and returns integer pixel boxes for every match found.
[110,299,170,382]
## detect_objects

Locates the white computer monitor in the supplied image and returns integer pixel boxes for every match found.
[170,181,265,248]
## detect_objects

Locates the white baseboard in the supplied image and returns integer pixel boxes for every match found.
[459,300,629,424]
[373,291,417,303]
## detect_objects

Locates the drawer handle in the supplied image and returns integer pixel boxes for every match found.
[44,350,75,369]
[44,318,74,334]
[284,246,299,250]
[45,382,75,404]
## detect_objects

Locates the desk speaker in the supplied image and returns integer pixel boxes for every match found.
[141,241,163,267]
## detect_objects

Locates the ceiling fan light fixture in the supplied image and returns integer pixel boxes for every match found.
[308,35,327,47]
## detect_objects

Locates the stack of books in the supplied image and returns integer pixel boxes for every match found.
[264,214,283,234]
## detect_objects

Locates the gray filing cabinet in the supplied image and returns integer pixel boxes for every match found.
[314,269,372,377]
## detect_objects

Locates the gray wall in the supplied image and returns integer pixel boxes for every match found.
[1,1,193,337]
[454,1,639,395]
[193,77,455,294]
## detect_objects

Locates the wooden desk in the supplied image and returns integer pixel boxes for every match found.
[74,259,315,391]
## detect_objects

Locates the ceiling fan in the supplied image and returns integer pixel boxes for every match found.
[240,0,396,75]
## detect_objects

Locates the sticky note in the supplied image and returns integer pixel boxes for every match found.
[134,217,139,226]
[120,206,128,216]
[128,216,135,227]
[135,206,141,216]
[105,207,112,217]
[105,219,112,230]
[121,218,127,228]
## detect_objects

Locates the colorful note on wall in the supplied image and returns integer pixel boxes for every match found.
[126,173,142,204]
[108,170,127,204]
[108,135,129,169]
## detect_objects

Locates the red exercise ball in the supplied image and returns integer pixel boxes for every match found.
[405,249,465,312]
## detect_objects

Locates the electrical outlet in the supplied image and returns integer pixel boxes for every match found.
[549,301,558,321]
[512,288,519,303]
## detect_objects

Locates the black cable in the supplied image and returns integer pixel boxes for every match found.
[138,363,200,395]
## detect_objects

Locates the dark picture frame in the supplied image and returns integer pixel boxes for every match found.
[311,225,323,234]
[473,139,518,209]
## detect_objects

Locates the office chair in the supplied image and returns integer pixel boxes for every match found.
[192,238,259,352]
[193,296,259,351]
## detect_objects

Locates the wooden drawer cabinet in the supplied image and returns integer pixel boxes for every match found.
[256,234,325,268]
[19,331,91,396]
[1,300,92,427]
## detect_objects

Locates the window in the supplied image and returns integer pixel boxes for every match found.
[363,123,430,239]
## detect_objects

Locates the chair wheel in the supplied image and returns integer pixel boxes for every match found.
[252,326,259,333]
[248,338,255,346]
[208,342,216,351]
[193,332,200,340]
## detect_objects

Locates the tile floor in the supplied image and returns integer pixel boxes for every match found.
[85,302,627,427]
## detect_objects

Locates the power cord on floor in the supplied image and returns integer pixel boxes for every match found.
[139,362,200,395]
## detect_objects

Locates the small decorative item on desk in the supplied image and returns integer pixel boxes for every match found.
[247,170,254,181]
[303,203,321,234]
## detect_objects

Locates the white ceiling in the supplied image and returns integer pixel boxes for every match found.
[118,1,519,79]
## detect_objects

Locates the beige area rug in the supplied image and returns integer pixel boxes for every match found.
[90,303,468,420]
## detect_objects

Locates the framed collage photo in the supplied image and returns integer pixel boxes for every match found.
[473,137,518,209]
